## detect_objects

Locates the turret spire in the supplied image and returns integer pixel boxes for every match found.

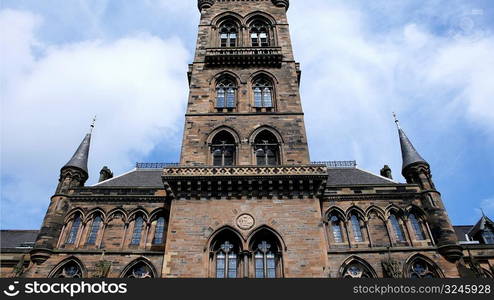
[393,113,427,171]
[62,118,95,175]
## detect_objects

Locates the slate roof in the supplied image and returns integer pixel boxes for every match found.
[64,133,91,174]
[93,166,398,188]
[93,169,163,187]
[0,230,38,249]
[398,127,428,171]
[453,225,472,242]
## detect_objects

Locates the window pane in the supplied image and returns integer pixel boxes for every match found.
[66,216,81,245]
[216,252,225,278]
[254,87,262,107]
[228,253,237,278]
[409,214,425,240]
[226,88,235,108]
[256,149,266,166]
[213,149,223,166]
[255,252,264,278]
[351,215,363,242]
[216,89,225,108]
[262,88,272,107]
[224,149,234,166]
[266,252,276,278]
[87,216,101,245]
[153,217,165,244]
[266,149,277,165]
[331,216,343,243]
[390,215,405,241]
[131,217,143,245]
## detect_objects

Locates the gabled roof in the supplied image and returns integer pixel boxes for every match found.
[326,167,399,186]
[468,214,494,236]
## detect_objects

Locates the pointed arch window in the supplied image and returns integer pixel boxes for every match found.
[216,78,236,109]
[252,77,273,108]
[152,217,165,245]
[250,20,270,47]
[124,262,154,278]
[408,258,440,278]
[342,262,374,278]
[253,130,279,166]
[215,241,238,278]
[389,214,406,242]
[211,131,236,166]
[52,261,82,278]
[219,21,238,47]
[350,214,364,242]
[130,216,144,245]
[86,215,102,245]
[66,214,81,245]
[330,215,344,243]
[254,241,278,278]
[409,213,425,240]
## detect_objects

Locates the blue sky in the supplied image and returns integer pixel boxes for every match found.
[1,0,493,230]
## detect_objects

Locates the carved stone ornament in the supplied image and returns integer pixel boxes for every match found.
[381,259,403,278]
[236,214,255,230]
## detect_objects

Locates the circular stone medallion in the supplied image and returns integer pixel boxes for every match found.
[236,214,255,230]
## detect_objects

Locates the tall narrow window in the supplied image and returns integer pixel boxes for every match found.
[483,227,494,244]
[215,241,237,278]
[250,20,270,47]
[252,77,273,108]
[211,131,236,166]
[216,78,236,109]
[409,214,425,240]
[254,241,277,278]
[219,22,238,47]
[350,215,364,242]
[330,215,344,243]
[66,215,81,245]
[153,217,165,245]
[131,216,144,245]
[86,215,102,245]
[253,130,279,166]
[389,214,405,242]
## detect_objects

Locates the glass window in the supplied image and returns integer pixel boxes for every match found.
[86,215,102,245]
[343,262,373,278]
[152,217,165,245]
[130,216,144,245]
[331,215,343,243]
[253,130,279,166]
[254,241,277,278]
[52,262,82,278]
[252,77,273,108]
[389,214,405,242]
[211,131,236,166]
[408,259,439,278]
[215,241,237,278]
[250,21,269,47]
[66,215,81,245]
[219,22,238,47]
[483,227,494,244]
[351,215,364,242]
[124,262,154,278]
[409,214,425,240]
[216,78,236,109]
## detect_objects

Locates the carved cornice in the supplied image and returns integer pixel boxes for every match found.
[205,47,283,68]
[197,0,289,12]
[323,192,418,202]
[163,165,328,199]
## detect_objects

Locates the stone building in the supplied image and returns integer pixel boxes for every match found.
[1,0,493,278]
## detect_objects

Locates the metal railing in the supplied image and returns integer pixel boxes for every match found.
[206,47,282,57]
[136,163,179,169]
[311,161,357,168]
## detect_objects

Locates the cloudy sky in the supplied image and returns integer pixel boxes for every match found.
[1,0,493,230]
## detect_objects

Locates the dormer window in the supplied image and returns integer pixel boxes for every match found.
[219,22,238,47]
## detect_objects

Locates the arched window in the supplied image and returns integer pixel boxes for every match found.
[216,78,236,109]
[130,216,144,245]
[66,214,82,245]
[124,262,155,278]
[252,77,273,108]
[152,217,165,245]
[210,229,242,278]
[253,130,279,166]
[250,229,283,278]
[409,213,425,240]
[86,215,102,245]
[330,215,344,243]
[350,214,364,242]
[52,261,83,278]
[389,214,406,242]
[219,21,238,47]
[250,20,270,47]
[211,131,236,166]
[407,258,440,278]
[342,261,374,278]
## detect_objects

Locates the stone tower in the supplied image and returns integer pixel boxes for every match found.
[180,0,309,166]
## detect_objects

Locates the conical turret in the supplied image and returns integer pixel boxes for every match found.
[62,133,91,176]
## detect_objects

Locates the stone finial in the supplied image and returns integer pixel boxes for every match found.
[99,166,113,182]
[380,165,393,179]
[198,0,214,11]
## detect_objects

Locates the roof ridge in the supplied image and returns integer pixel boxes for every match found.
[355,167,399,184]
[92,168,137,187]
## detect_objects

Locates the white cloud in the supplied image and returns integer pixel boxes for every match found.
[1,9,189,229]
